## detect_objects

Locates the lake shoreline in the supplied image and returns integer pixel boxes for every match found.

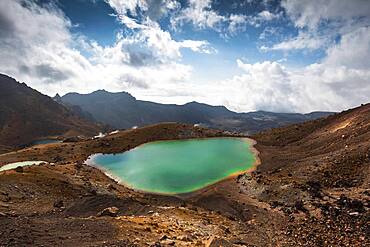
[85,137,260,197]
[1,116,368,246]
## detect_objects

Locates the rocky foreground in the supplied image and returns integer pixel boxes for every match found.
[0,105,369,246]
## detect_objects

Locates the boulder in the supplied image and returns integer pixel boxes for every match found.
[53,200,64,208]
[97,207,119,217]
[209,238,233,247]
[14,166,24,173]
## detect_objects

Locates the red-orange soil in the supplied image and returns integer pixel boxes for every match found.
[0,104,369,246]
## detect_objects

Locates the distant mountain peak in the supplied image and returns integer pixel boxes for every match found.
[185,101,229,110]
[91,90,137,101]
[63,89,135,98]
[53,93,62,102]
[0,74,103,153]
[58,89,334,133]
[92,89,108,94]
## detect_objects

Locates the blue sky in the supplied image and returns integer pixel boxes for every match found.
[58,0,121,46]
[0,0,369,113]
[58,0,321,80]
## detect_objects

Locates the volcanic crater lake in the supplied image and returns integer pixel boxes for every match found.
[86,138,258,194]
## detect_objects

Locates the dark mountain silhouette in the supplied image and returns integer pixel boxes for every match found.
[59,90,334,133]
[0,74,103,152]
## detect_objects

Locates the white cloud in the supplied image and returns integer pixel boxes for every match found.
[262,31,329,51]
[245,11,282,28]
[0,0,368,114]
[324,27,370,70]
[179,40,216,54]
[138,20,214,60]
[0,0,79,85]
[171,1,281,34]
[259,26,279,40]
[177,23,370,113]
[0,0,213,98]
[204,62,370,113]
[228,14,248,34]
[171,0,225,31]
[116,14,146,29]
[105,0,145,16]
[106,0,180,20]
[282,0,370,29]
[214,26,370,113]
[257,10,280,21]
[222,60,297,112]
[265,0,370,52]
[104,1,215,61]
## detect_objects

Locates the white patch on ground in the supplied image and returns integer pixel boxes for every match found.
[93,132,106,139]
[0,161,47,172]
[109,130,120,135]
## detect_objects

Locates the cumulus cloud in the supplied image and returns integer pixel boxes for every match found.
[261,31,330,51]
[267,0,370,51]
[87,24,213,67]
[0,0,368,114]
[213,26,370,113]
[171,0,226,31]
[202,64,370,113]
[175,13,370,113]
[0,0,78,85]
[104,0,215,62]
[229,60,295,112]
[259,26,279,40]
[282,0,370,29]
[171,0,280,35]
[0,0,212,97]
[228,14,248,34]
[256,10,281,22]
[323,27,370,70]
[105,0,146,16]
[106,0,180,20]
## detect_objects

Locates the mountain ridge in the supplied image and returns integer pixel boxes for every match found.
[59,90,334,133]
[0,74,104,152]
[0,103,368,246]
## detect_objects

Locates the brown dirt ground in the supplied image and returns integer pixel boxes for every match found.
[0,104,369,246]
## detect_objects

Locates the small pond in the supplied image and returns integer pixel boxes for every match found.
[86,138,258,194]
[30,139,61,146]
[0,161,46,172]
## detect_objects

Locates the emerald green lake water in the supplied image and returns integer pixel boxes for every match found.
[86,138,257,194]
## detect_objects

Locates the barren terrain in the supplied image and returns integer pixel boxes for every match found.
[0,104,369,246]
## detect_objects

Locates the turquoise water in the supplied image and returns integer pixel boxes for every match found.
[31,139,61,146]
[87,138,257,194]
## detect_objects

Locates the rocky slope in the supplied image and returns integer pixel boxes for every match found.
[250,103,370,245]
[59,90,333,133]
[0,74,104,153]
[0,104,368,246]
